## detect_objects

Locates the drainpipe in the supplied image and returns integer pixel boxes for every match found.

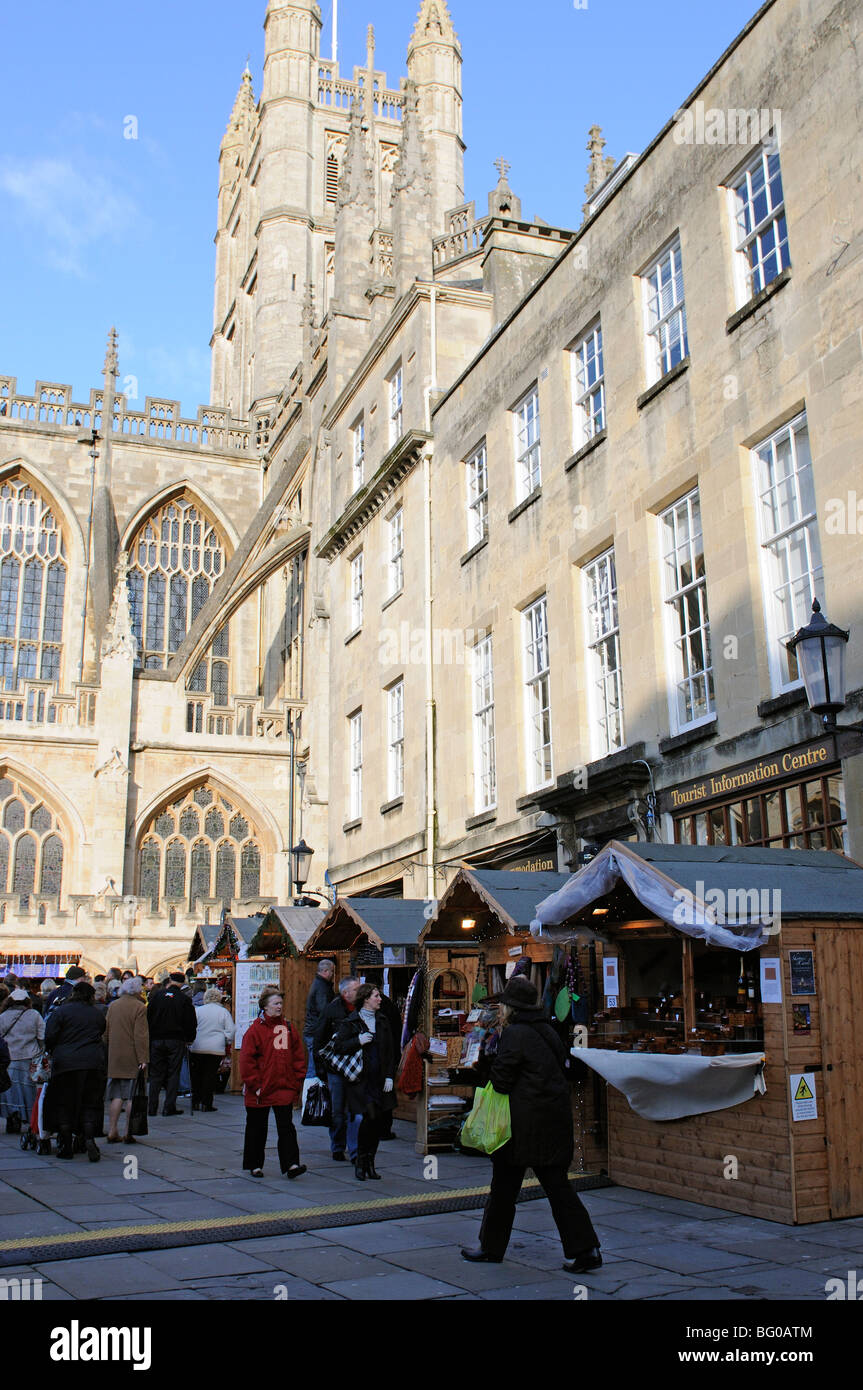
[287,712,296,902]
[423,286,438,904]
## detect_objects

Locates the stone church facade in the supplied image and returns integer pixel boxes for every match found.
[0,0,861,974]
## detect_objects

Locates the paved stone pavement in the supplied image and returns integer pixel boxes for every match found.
[1,1093,861,1301]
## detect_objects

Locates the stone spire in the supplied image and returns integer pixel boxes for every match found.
[407,0,463,234]
[337,98,376,217]
[103,326,119,385]
[223,64,256,147]
[583,125,616,217]
[392,80,433,296]
[410,0,457,44]
[488,157,522,220]
[101,552,137,663]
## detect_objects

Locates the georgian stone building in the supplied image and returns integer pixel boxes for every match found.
[0,0,861,975]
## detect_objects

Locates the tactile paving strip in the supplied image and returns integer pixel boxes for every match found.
[0,1172,610,1268]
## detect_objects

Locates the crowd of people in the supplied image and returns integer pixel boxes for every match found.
[0,956,603,1274]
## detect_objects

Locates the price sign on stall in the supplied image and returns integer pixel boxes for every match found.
[603,957,619,999]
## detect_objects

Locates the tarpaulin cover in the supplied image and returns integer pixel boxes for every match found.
[530,841,767,950]
[572,1047,766,1121]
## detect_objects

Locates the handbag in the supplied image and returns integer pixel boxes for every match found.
[29,1052,52,1085]
[0,1064,10,1094]
[301,1080,332,1127]
[318,1039,364,1082]
[125,1068,149,1140]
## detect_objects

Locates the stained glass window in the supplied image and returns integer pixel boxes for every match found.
[0,775,63,904]
[215,842,236,906]
[128,497,228,690]
[0,480,66,690]
[39,834,63,895]
[138,784,262,910]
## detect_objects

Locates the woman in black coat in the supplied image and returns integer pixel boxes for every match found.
[44,981,106,1162]
[330,982,396,1181]
[461,975,602,1273]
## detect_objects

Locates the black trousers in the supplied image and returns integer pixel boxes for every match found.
[357,1110,386,1161]
[148,1039,186,1114]
[242,1105,300,1173]
[479,1159,600,1260]
[51,1070,104,1144]
[189,1053,221,1108]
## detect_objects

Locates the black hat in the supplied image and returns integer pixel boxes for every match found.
[169,971,186,985]
[500,975,539,1008]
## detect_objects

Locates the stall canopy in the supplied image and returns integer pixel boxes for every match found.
[251,906,327,957]
[192,912,266,965]
[307,898,427,959]
[531,841,863,951]
[424,866,571,939]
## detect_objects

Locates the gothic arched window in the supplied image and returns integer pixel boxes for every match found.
[0,774,64,907]
[127,495,227,673]
[0,478,67,690]
[138,784,262,911]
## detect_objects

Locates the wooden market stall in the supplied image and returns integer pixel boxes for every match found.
[532,840,863,1224]
[305,898,428,1122]
[417,867,565,1154]
[190,907,325,1090]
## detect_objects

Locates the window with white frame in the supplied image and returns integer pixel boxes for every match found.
[349,711,363,821]
[350,552,364,631]
[661,490,714,729]
[753,414,823,689]
[472,636,496,812]
[388,508,404,598]
[583,549,624,756]
[523,596,552,788]
[513,386,541,502]
[351,415,365,492]
[387,680,405,801]
[466,443,489,548]
[571,321,605,445]
[729,145,790,304]
[388,366,403,445]
[643,237,689,383]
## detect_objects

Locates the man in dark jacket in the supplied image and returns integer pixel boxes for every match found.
[376,991,402,1140]
[44,965,88,1022]
[313,977,360,1162]
[461,975,602,1274]
[303,960,335,1079]
[147,972,197,1116]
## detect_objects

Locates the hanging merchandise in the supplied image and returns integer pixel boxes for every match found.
[402,962,426,1049]
[471,951,488,1004]
[554,952,582,1022]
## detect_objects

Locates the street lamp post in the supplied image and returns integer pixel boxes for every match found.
[291,839,315,907]
[786,599,850,733]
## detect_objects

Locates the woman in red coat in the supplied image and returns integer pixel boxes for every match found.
[239,987,307,1179]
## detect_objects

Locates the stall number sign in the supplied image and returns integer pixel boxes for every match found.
[790,1072,818,1122]
[603,958,619,1004]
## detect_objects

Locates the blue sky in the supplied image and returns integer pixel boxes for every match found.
[0,0,763,415]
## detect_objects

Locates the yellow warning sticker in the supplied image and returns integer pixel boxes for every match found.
[790,1071,818,1120]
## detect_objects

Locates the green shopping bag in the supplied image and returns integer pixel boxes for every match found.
[460,1083,512,1155]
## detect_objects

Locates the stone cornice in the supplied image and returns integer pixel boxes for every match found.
[315,429,432,562]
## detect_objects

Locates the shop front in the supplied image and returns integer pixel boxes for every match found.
[0,952,82,984]
[667,735,847,852]
[532,840,863,1224]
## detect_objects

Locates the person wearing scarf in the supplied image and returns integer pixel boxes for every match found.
[330,982,396,1181]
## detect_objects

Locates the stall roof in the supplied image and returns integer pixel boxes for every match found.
[532,841,863,951]
[427,866,571,935]
[192,913,267,964]
[260,906,327,953]
[308,898,427,951]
